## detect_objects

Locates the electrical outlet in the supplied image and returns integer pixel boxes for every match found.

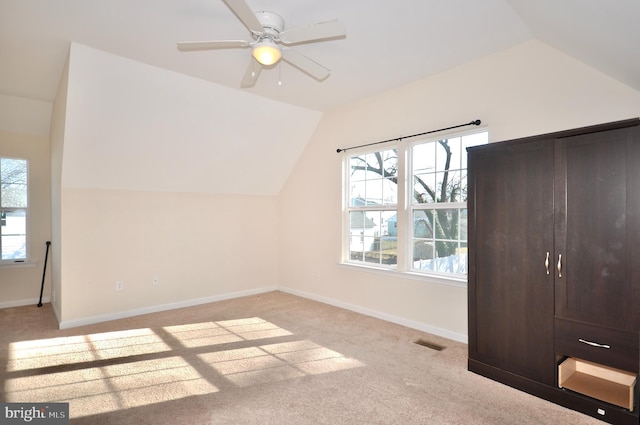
[116,280,124,291]
[152,276,159,285]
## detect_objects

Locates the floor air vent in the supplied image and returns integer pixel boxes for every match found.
[414,338,446,351]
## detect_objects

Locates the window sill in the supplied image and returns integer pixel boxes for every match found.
[0,261,36,269]
[338,262,467,288]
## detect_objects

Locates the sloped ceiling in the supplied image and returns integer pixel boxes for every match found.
[3,0,638,112]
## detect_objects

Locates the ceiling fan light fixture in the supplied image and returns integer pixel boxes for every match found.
[252,39,282,66]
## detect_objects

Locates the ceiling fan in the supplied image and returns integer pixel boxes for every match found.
[177,0,346,88]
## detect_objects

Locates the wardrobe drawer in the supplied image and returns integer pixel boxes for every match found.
[555,318,638,373]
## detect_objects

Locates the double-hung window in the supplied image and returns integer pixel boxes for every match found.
[346,149,399,266]
[1,157,29,263]
[344,130,487,281]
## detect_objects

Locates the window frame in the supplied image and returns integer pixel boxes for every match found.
[0,156,30,265]
[342,128,487,283]
[343,147,400,268]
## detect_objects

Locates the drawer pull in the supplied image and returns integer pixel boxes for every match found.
[578,338,611,349]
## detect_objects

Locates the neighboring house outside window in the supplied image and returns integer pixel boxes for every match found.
[0,157,28,263]
[343,130,487,282]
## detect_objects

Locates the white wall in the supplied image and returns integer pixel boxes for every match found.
[278,40,640,343]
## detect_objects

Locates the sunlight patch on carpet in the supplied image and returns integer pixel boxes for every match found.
[163,317,292,348]
[5,356,219,417]
[198,339,365,387]
[4,317,364,419]
[7,328,171,372]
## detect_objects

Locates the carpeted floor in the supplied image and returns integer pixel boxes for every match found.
[0,291,603,424]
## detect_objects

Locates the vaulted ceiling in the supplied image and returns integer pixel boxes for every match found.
[2,0,639,112]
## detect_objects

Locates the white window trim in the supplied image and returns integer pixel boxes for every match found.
[341,127,487,285]
[0,156,30,265]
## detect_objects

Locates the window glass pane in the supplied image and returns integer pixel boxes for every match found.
[435,137,459,172]
[1,158,28,208]
[412,143,435,174]
[460,172,469,202]
[365,178,383,205]
[459,209,468,240]
[382,177,397,205]
[379,150,398,178]
[412,173,436,204]
[435,170,462,203]
[449,137,464,171]
[412,208,467,274]
[413,210,433,238]
[1,210,27,260]
[348,210,396,266]
[349,181,366,206]
[413,240,434,262]
[349,150,397,206]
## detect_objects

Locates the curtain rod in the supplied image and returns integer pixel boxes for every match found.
[336,119,482,153]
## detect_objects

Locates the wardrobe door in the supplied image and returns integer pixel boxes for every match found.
[554,125,640,332]
[468,139,555,385]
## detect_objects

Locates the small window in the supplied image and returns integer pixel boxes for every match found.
[1,157,28,262]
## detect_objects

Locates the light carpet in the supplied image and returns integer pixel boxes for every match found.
[0,291,602,424]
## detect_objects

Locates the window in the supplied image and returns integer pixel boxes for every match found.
[1,157,28,262]
[347,149,398,266]
[344,130,487,280]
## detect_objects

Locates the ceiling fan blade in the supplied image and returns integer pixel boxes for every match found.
[281,48,331,81]
[177,40,250,51]
[280,20,346,44]
[240,58,262,88]
[222,0,264,33]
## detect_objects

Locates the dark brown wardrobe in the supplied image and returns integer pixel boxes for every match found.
[467,118,640,424]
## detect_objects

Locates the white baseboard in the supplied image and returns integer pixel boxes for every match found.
[0,296,50,309]
[278,286,468,344]
[6,285,467,344]
[58,286,277,329]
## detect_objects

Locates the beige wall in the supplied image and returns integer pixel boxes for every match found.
[49,53,70,320]
[53,44,289,326]
[278,40,640,342]
[0,130,51,306]
[59,188,278,326]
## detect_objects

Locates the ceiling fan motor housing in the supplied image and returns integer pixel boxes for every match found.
[254,11,284,37]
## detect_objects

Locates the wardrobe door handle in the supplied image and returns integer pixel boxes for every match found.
[545,252,550,274]
[557,254,562,278]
